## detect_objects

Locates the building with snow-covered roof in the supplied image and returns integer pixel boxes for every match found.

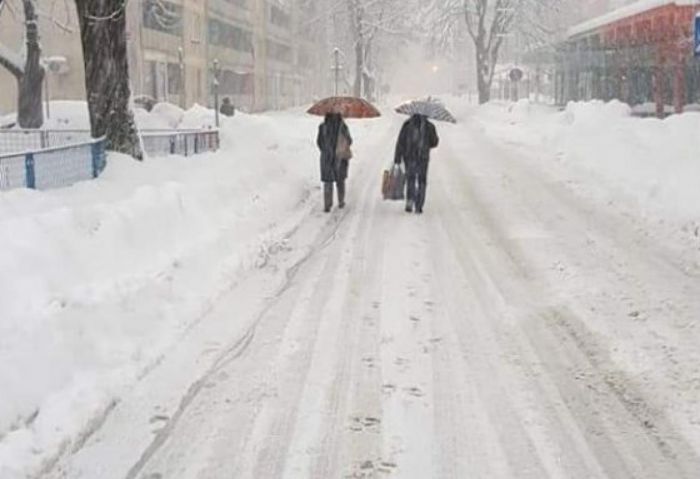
[553,0,700,116]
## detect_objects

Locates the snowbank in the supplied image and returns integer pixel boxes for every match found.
[179,103,218,130]
[472,99,700,230]
[0,110,319,478]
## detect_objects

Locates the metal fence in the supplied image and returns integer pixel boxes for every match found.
[0,138,106,191]
[0,130,93,154]
[0,128,219,192]
[0,129,219,158]
[140,129,220,157]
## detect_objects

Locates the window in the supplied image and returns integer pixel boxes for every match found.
[191,13,202,43]
[167,63,182,95]
[196,68,203,100]
[144,61,167,100]
[218,70,254,95]
[143,0,183,36]
[267,40,292,63]
[208,18,253,53]
[298,48,312,68]
[270,5,290,29]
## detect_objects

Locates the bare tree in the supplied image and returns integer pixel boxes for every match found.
[74,0,142,159]
[317,0,413,99]
[428,0,561,103]
[0,0,45,128]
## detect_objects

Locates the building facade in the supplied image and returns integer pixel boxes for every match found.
[553,1,700,116]
[0,0,324,114]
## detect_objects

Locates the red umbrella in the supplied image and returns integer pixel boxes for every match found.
[307,96,381,119]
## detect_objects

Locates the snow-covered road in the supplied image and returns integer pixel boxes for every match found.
[43,110,700,478]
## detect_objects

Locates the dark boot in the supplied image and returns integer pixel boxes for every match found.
[337,180,346,209]
[415,186,425,214]
[415,172,428,214]
[323,182,333,212]
[406,174,416,213]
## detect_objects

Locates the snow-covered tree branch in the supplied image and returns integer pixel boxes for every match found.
[316,0,418,99]
[426,0,562,103]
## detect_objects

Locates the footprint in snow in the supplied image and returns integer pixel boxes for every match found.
[404,386,425,398]
[149,415,168,424]
[348,415,381,432]
[382,383,397,395]
[378,461,398,473]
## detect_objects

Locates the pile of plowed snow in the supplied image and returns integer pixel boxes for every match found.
[471,99,700,231]
[0,108,319,478]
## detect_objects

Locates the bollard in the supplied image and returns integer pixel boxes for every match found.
[25,153,36,189]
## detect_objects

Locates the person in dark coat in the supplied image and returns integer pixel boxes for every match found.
[220,97,235,117]
[316,112,352,212]
[394,113,439,214]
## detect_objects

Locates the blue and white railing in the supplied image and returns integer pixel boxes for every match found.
[0,138,106,191]
[0,128,219,191]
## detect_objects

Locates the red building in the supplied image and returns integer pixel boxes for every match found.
[555,0,700,116]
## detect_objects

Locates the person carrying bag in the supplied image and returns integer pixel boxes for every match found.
[316,113,353,212]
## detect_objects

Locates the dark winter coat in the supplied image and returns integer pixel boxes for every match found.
[394,114,439,175]
[317,113,352,183]
[220,100,235,117]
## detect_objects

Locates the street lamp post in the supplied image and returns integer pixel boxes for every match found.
[212,59,221,128]
[42,57,67,121]
[331,48,343,96]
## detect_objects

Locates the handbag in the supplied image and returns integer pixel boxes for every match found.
[336,130,353,161]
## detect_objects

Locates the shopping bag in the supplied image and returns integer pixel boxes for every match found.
[382,164,405,200]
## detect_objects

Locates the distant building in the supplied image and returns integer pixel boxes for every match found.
[0,0,324,114]
[552,0,700,116]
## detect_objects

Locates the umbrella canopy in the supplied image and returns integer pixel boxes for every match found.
[307,96,381,119]
[395,98,457,123]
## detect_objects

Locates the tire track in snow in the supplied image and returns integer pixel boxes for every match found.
[429,125,700,478]
[124,206,352,479]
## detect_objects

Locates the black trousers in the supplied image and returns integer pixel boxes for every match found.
[406,162,429,211]
[324,180,345,210]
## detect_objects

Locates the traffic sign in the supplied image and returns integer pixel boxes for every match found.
[509,68,523,83]
[695,13,700,58]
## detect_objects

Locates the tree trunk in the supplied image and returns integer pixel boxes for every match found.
[476,61,490,103]
[475,39,491,104]
[74,0,142,159]
[17,0,44,128]
[354,39,363,97]
[349,0,364,98]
